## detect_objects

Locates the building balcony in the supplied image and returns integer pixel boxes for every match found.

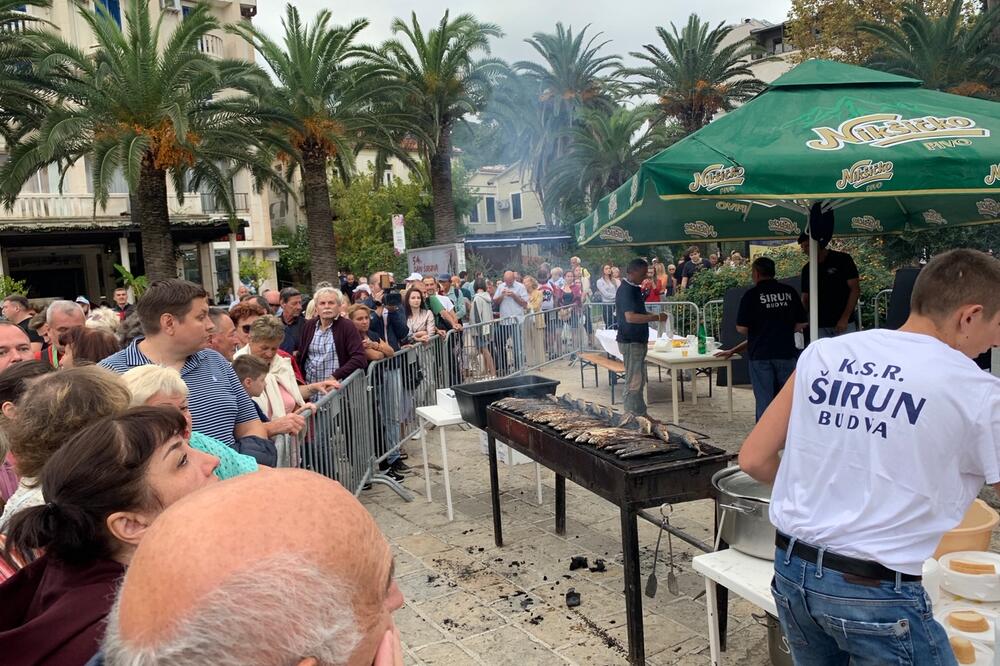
[197,32,225,59]
[0,193,131,220]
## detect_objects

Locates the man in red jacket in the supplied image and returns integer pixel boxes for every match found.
[297,287,367,388]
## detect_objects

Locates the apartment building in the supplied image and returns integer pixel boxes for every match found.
[723,18,798,84]
[460,163,571,270]
[0,0,276,303]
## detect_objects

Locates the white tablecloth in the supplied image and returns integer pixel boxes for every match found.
[594,327,673,360]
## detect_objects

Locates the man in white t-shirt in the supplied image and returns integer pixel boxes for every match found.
[740,249,1000,666]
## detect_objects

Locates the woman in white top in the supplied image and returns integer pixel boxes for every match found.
[595,264,620,330]
[404,287,436,342]
[469,279,497,377]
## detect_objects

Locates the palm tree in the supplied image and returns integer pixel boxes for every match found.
[375,12,505,243]
[858,0,1000,97]
[544,105,675,217]
[0,0,53,143]
[230,6,416,282]
[503,24,622,225]
[0,0,289,281]
[626,15,766,135]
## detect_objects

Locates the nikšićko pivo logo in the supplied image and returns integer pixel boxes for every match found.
[850,215,883,232]
[806,113,989,151]
[987,164,1000,185]
[599,226,633,243]
[684,221,718,238]
[976,198,1000,218]
[688,164,745,193]
[836,159,894,191]
[767,217,800,235]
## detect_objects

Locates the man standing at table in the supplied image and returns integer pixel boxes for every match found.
[740,249,1000,664]
[616,258,668,416]
[798,232,860,338]
[717,257,806,421]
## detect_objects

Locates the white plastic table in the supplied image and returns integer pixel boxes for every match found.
[415,405,465,521]
[692,549,776,666]
[646,349,739,424]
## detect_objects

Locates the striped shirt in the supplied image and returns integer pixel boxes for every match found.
[99,338,259,446]
[304,322,339,385]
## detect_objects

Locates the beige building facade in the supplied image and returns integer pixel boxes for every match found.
[0,0,277,304]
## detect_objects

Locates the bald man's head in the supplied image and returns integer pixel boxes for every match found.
[104,470,402,666]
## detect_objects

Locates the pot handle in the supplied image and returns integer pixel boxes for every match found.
[719,498,764,517]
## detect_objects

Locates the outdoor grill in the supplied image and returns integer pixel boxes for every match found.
[485,405,732,665]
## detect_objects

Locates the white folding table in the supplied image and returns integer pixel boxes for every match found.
[692,549,777,666]
[646,349,739,424]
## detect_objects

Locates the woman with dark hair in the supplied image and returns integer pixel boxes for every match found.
[0,407,218,665]
[404,287,435,343]
[60,326,121,367]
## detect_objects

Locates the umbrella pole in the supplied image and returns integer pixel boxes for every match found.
[809,237,819,343]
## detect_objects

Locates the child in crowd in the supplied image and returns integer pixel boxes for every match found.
[232,355,270,424]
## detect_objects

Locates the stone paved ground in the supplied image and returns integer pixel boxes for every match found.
[362,360,775,665]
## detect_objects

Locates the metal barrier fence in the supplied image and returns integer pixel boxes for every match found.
[702,300,724,341]
[587,301,701,338]
[291,368,374,497]
[873,289,892,328]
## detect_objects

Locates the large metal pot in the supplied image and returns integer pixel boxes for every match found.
[712,466,775,560]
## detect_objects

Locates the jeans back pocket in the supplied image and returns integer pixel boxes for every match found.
[821,614,915,665]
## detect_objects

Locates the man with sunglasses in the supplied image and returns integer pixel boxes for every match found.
[204,308,240,362]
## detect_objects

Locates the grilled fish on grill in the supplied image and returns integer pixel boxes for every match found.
[490,393,710,459]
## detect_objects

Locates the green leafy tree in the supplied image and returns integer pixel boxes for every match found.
[501,24,621,223]
[239,256,270,291]
[625,15,767,134]
[230,4,413,284]
[0,0,289,282]
[272,225,311,289]
[0,275,28,299]
[858,0,1000,96]
[0,0,53,144]
[330,173,435,277]
[374,11,506,243]
[786,0,957,65]
[544,105,676,217]
[114,264,149,299]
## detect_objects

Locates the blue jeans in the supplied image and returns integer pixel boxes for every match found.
[772,546,956,666]
[818,322,858,339]
[748,358,797,421]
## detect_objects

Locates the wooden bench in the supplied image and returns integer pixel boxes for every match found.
[579,352,626,404]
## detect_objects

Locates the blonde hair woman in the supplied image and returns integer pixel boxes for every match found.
[122,365,258,480]
[233,315,338,436]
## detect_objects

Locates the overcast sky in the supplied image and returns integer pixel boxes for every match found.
[255,1,793,66]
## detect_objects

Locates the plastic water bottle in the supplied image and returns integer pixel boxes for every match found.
[697,322,707,355]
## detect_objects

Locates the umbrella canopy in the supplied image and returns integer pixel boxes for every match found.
[574,60,1000,247]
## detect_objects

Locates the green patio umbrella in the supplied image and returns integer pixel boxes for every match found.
[574,59,1000,335]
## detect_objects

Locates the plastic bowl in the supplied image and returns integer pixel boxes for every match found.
[934,499,999,559]
[939,551,1000,602]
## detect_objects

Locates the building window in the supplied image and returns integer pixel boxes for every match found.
[96,0,121,27]
[469,200,479,224]
[383,170,393,187]
[510,192,522,220]
[485,196,496,223]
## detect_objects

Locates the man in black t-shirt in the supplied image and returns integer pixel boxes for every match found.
[616,258,668,416]
[679,245,712,290]
[723,257,806,421]
[798,233,860,339]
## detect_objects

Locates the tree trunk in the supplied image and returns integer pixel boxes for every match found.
[429,127,457,242]
[136,155,176,283]
[301,143,338,286]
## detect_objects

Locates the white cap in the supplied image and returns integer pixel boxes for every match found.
[353,284,372,294]
[406,272,423,282]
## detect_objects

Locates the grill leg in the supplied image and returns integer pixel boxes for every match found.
[487,433,503,547]
[554,474,566,535]
[620,505,644,665]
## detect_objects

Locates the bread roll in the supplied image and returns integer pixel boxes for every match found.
[948,610,990,633]
[950,559,997,575]
[949,636,975,664]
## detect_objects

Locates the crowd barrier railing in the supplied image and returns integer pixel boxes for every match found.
[702,300,724,342]
[873,289,892,328]
[291,368,374,497]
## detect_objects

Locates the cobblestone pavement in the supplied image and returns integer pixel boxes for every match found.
[361,360,775,665]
